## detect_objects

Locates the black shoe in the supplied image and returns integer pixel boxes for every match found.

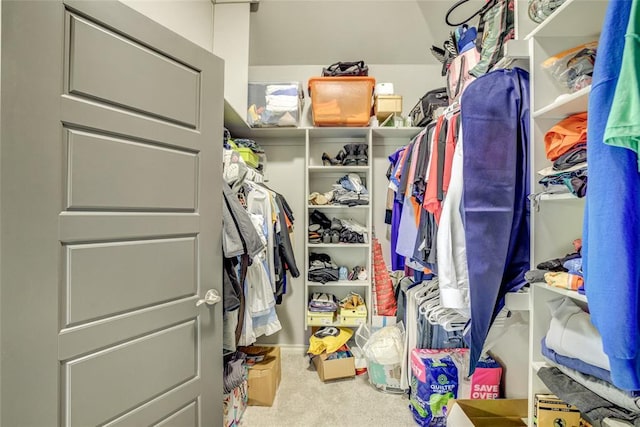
[355,143,368,166]
[310,209,331,229]
[342,144,358,166]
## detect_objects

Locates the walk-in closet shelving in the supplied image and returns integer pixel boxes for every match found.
[526,0,606,423]
[305,128,373,329]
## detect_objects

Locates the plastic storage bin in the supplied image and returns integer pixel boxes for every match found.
[247,82,303,127]
[308,77,375,127]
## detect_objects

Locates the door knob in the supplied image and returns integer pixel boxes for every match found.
[196,289,221,307]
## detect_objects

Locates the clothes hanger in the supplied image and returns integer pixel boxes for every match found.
[445,0,497,26]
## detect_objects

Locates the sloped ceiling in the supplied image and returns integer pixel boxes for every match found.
[249,0,485,66]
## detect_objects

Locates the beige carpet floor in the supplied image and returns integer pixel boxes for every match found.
[240,347,416,427]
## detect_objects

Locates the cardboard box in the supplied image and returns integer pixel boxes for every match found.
[375,95,403,121]
[223,379,248,427]
[312,346,355,381]
[245,346,281,406]
[446,399,528,427]
[307,310,336,326]
[534,394,581,427]
[339,305,367,326]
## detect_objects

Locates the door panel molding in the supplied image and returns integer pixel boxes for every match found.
[65,128,199,212]
[64,236,198,326]
[62,320,198,426]
[66,12,201,129]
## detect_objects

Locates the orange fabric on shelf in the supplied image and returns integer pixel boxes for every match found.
[544,271,584,291]
[544,112,588,161]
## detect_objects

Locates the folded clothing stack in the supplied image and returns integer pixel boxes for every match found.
[536,297,640,426]
[333,174,369,206]
[538,113,588,197]
[308,292,339,313]
[308,252,340,284]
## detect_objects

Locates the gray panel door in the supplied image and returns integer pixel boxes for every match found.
[1,1,224,425]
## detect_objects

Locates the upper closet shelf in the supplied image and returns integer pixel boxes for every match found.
[224,100,306,138]
[524,0,608,39]
[533,282,587,303]
[371,127,423,138]
[533,85,590,119]
[225,99,424,139]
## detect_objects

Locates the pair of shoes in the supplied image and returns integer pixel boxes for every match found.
[347,266,368,281]
[321,229,340,244]
[340,292,365,309]
[342,144,368,166]
[308,191,335,205]
[308,192,328,205]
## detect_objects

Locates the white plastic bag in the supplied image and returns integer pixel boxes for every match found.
[356,322,405,366]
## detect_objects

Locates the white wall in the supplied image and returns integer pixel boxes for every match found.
[120,0,214,52]
[213,3,251,119]
[255,143,307,347]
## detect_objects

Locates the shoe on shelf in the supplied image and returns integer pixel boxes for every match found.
[355,143,368,166]
[310,209,331,229]
[322,152,341,166]
[342,144,358,166]
[308,223,321,232]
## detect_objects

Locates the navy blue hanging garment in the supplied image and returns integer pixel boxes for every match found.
[584,0,640,391]
[460,67,531,374]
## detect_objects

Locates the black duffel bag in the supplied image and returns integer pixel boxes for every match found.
[409,87,449,127]
[322,60,369,77]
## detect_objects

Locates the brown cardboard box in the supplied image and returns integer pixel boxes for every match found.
[312,346,355,381]
[446,399,528,427]
[534,394,581,427]
[245,346,281,406]
[375,95,403,121]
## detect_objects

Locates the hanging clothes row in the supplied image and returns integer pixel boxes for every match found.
[386,67,531,375]
[396,277,467,390]
[222,147,300,351]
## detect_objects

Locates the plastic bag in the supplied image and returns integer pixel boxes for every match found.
[542,41,598,93]
[357,322,405,365]
[528,0,567,23]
